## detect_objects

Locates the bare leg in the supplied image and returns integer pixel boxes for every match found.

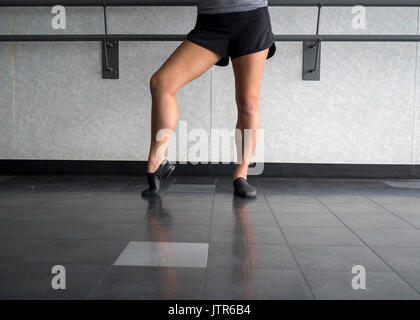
[147,40,222,173]
[232,48,269,180]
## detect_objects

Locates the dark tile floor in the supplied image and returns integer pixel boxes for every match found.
[0,174,419,300]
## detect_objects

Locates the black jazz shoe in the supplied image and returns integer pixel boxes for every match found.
[233,177,257,198]
[141,159,175,197]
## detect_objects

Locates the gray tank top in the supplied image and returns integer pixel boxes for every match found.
[197,0,268,15]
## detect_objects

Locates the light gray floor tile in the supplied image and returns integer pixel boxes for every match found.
[114,241,209,268]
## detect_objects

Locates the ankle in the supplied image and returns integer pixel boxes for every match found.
[147,160,160,173]
[233,168,247,181]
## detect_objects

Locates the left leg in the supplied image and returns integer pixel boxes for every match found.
[232,48,269,180]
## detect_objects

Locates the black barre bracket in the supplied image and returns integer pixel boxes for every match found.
[303,40,321,80]
[102,39,119,79]
[303,3,322,80]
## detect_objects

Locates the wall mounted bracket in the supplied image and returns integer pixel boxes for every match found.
[303,3,322,81]
[102,39,119,79]
[101,5,119,79]
[303,40,321,80]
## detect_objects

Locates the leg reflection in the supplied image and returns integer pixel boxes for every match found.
[231,196,258,298]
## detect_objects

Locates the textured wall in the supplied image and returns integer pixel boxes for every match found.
[0,5,419,164]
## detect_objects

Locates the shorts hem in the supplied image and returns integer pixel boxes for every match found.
[185,36,230,67]
[231,40,276,62]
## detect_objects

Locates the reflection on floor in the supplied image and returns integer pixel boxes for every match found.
[0,174,419,300]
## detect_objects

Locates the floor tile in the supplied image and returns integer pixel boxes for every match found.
[210,225,285,245]
[397,214,420,228]
[0,197,49,208]
[325,203,391,215]
[353,229,420,247]
[283,227,364,247]
[203,268,313,300]
[400,272,420,293]
[89,266,204,299]
[303,270,419,300]
[373,247,420,272]
[212,212,277,226]
[114,241,208,268]
[291,246,392,272]
[275,213,344,228]
[168,184,215,193]
[0,263,109,300]
[39,198,103,209]
[379,203,420,215]
[269,203,332,215]
[315,195,373,204]
[337,214,414,229]
[0,176,14,182]
[383,180,420,189]
[82,208,212,225]
[0,239,51,262]
[207,243,298,270]
[26,240,128,265]
[0,207,90,222]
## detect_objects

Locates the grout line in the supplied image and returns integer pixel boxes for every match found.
[411,7,420,164]
[199,177,216,299]
[209,66,213,171]
[362,193,420,232]
[308,185,420,297]
[259,178,317,300]
[84,248,126,300]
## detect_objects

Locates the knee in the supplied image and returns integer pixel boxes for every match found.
[237,95,259,117]
[149,72,176,96]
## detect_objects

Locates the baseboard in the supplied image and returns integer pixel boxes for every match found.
[1,160,420,178]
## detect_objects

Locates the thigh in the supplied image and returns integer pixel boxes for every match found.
[232,48,269,103]
[153,39,222,93]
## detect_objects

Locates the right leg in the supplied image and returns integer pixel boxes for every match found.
[147,39,221,173]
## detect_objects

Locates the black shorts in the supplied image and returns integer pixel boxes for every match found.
[186,6,276,67]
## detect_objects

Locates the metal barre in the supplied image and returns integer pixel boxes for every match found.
[0,0,420,7]
[1,35,420,42]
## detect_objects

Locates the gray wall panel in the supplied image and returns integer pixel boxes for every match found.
[12,7,104,34]
[0,43,14,159]
[212,41,416,164]
[107,6,196,34]
[11,41,210,161]
[321,7,417,34]
[0,8,11,35]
